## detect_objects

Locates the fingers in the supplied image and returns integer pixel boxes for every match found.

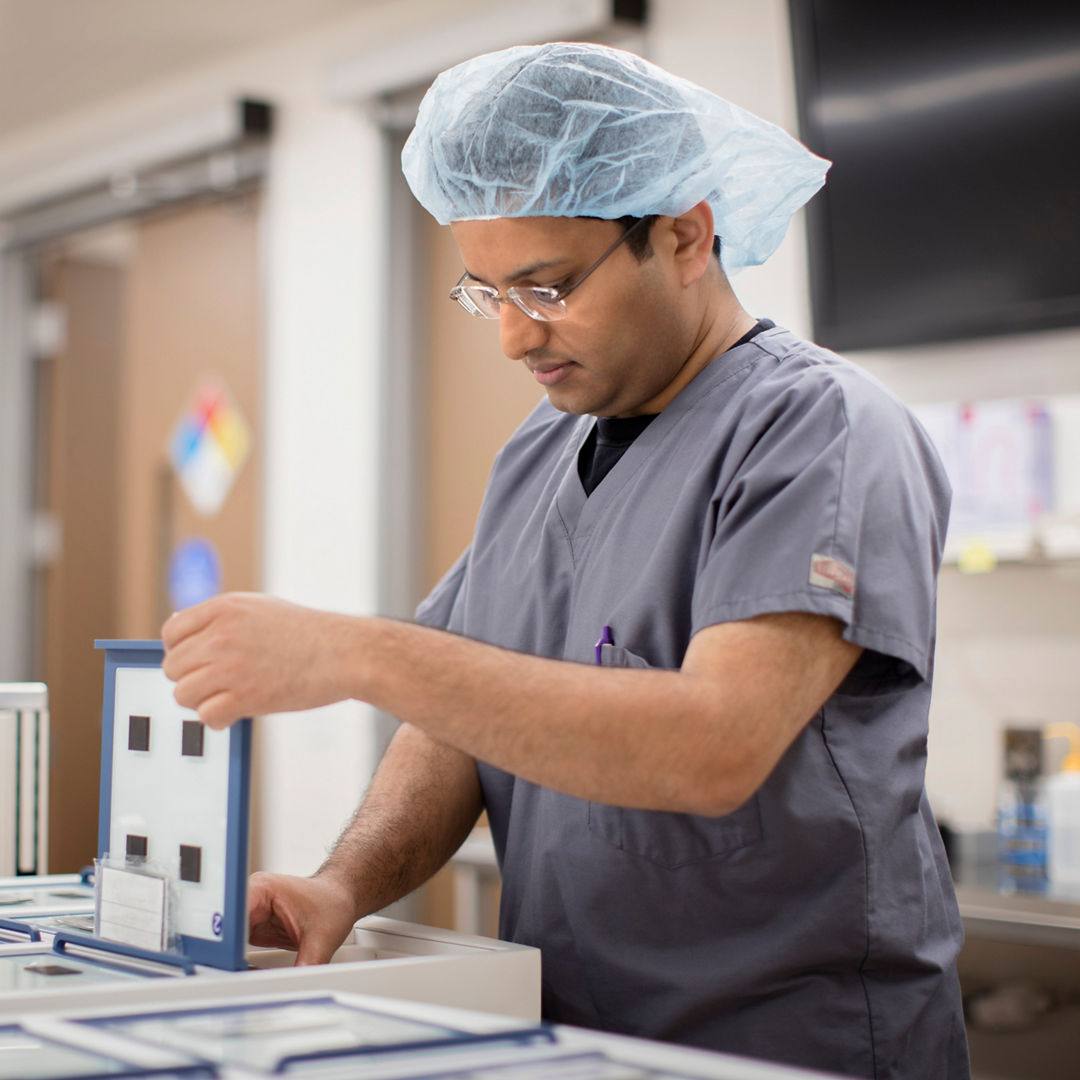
[162,597,248,727]
[168,654,240,727]
[187,689,242,730]
[248,872,302,937]
[247,873,274,926]
[295,931,340,967]
[246,872,347,966]
[161,597,220,650]
[161,610,220,688]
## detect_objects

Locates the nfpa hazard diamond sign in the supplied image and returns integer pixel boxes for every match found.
[168,381,250,517]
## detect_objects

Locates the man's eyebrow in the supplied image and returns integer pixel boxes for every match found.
[462,257,570,285]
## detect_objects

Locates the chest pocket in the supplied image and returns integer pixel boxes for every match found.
[588,644,763,869]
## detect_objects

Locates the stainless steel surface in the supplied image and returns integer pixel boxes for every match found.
[956,884,1080,948]
[953,837,1080,947]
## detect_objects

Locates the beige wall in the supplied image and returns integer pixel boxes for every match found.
[117,199,262,639]
[33,199,262,871]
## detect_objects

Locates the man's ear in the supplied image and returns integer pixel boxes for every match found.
[670,200,716,287]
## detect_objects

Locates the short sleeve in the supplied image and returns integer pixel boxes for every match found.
[414,547,471,630]
[690,365,950,692]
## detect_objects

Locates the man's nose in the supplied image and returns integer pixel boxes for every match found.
[499,301,549,361]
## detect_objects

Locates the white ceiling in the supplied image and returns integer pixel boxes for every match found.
[0,0,375,139]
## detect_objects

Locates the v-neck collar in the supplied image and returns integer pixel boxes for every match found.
[553,329,777,544]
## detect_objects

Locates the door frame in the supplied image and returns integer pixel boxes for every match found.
[0,142,270,681]
[0,247,34,679]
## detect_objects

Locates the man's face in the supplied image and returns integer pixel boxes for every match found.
[450,216,695,418]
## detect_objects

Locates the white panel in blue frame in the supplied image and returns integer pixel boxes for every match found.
[368,1052,718,1080]
[0,1022,212,1079]
[95,640,251,971]
[79,996,552,1073]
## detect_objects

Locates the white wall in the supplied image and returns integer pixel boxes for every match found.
[1,0,1074,872]
[254,73,383,876]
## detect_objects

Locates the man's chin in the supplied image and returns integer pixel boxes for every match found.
[545,389,601,416]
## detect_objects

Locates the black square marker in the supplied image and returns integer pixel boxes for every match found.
[181,719,205,757]
[179,844,202,883]
[126,834,148,858]
[127,715,150,751]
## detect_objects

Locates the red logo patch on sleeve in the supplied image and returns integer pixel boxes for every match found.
[809,554,856,597]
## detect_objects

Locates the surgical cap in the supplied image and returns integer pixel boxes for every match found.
[401,42,829,272]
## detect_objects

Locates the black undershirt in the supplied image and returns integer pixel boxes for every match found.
[576,319,774,496]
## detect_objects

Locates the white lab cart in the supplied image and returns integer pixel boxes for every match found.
[0,898,540,1021]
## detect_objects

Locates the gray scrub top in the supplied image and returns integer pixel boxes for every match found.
[416,326,969,1080]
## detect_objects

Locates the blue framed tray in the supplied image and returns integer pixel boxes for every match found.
[95,641,251,971]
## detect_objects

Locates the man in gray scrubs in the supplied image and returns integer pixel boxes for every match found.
[163,43,969,1079]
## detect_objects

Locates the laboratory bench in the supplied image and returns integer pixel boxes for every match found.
[0,872,539,1021]
[953,852,1080,952]
[949,844,1080,1080]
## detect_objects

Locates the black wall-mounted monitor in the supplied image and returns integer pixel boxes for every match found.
[788,1,1080,351]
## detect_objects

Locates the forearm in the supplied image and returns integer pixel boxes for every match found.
[315,723,483,917]
[338,612,860,816]
[345,619,750,815]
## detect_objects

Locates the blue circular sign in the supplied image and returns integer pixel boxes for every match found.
[169,538,222,610]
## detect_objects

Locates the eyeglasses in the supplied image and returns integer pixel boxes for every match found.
[449,218,649,322]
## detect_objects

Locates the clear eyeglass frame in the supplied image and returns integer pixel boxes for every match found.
[449,217,649,322]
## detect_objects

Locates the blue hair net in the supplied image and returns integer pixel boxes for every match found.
[401,42,829,272]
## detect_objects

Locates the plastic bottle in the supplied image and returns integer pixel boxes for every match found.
[997,780,1048,894]
[997,727,1047,894]
[1044,722,1080,895]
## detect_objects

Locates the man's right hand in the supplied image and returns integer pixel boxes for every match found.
[248,870,361,966]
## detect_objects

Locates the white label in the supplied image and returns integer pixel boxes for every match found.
[97,865,167,952]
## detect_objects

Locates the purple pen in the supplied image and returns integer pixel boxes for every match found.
[594,625,614,665]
